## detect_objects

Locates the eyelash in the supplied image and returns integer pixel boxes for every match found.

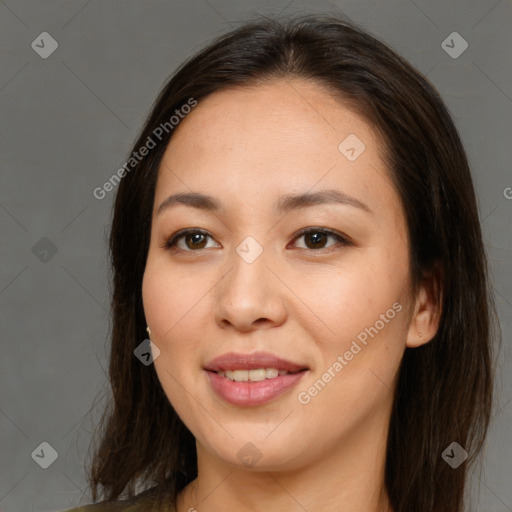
[162,227,352,253]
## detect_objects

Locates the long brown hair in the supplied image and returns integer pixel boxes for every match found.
[87,13,499,511]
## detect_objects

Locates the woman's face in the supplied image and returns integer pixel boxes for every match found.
[142,78,418,471]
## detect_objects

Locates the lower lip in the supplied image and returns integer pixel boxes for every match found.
[205,370,307,406]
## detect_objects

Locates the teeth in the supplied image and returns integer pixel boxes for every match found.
[221,368,288,381]
[248,368,266,381]
[232,370,248,381]
[265,368,279,379]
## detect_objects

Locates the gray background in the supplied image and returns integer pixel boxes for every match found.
[0,1,510,511]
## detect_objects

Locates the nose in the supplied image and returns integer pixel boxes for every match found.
[213,242,287,333]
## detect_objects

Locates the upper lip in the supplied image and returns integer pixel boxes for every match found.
[204,351,308,373]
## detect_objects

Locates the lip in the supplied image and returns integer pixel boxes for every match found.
[204,351,309,406]
[204,351,308,373]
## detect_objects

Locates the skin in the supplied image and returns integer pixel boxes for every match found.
[142,78,441,512]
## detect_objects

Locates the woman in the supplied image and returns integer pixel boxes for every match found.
[65,13,498,512]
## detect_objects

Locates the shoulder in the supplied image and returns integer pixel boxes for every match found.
[61,485,176,512]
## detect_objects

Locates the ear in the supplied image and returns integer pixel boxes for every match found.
[406,263,443,348]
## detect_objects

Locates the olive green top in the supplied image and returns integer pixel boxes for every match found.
[62,485,177,512]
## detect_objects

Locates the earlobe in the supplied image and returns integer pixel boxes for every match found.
[406,264,443,348]
[406,309,436,348]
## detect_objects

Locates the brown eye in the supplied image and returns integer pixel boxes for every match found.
[303,231,329,249]
[292,228,351,251]
[184,232,208,250]
[164,229,218,251]
[163,227,351,253]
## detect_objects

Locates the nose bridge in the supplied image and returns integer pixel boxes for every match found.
[213,233,285,328]
[225,234,271,302]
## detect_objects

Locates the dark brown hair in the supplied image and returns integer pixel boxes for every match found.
[86,13,499,512]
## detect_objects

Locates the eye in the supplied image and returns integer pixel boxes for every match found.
[162,227,352,252]
[290,227,352,251]
[162,228,219,251]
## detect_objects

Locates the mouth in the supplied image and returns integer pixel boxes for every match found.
[204,352,309,406]
[214,367,300,382]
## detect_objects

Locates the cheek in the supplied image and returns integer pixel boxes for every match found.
[143,264,201,417]
[142,259,211,341]
[302,249,410,376]
[142,260,210,390]
[308,260,399,330]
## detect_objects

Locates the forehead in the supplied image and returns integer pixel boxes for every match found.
[155,78,398,220]
[165,78,380,159]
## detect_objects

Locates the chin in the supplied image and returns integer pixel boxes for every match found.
[199,432,311,472]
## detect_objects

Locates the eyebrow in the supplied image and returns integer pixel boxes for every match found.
[157,189,372,216]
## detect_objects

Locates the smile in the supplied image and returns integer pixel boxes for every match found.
[217,368,292,381]
[203,351,309,406]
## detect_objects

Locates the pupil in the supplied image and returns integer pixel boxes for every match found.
[307,232,326,249]
[187,233,206,249]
